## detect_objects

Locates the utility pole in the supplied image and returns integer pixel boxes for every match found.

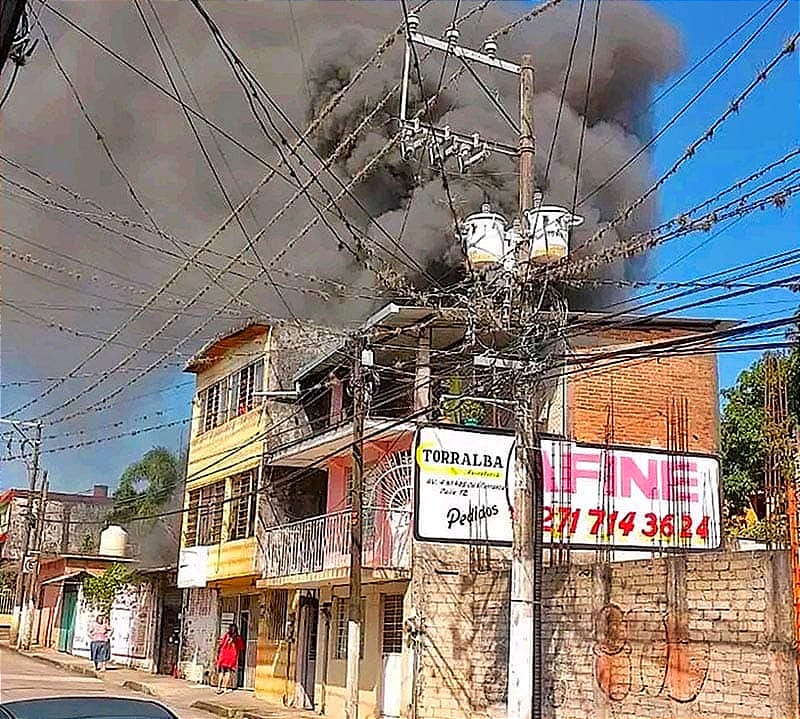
[346,334,366,719]
[508,54,541,719]
[20,470,48,650]
[5,419,42,645]
[400,23,568,719]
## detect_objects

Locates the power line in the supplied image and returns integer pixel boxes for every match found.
[557,27,800,271]
[132,0,302,329]
[577,0,791,208]
[543,0,585,185]
[19,0,571,425]
[570,0,601,217]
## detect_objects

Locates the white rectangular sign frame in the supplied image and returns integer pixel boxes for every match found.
[413,425,722,551]
[177,546,209,588]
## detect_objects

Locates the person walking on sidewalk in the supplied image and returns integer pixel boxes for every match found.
[88,614,112,672]
[215,623,244,694]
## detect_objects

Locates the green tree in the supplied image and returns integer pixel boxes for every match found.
[82,563,139,616]
[109,447,181,523]
[720,350,799,516]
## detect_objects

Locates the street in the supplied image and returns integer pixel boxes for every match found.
[0,649,209,719]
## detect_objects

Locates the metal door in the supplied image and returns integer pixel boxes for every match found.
[237,609,249,690]
[295,594,318,709]
[58,587,78,653]
[380,594,404,718]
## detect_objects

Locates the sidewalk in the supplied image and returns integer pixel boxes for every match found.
[4,643,316,719]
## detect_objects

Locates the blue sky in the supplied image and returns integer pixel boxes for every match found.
[2,0,798,492]
[647,0,799,390]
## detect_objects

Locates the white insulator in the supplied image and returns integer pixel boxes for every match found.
[483,36,498,58]
[444,26,459,43]
[407,12,420,32]
[504,221,523,274]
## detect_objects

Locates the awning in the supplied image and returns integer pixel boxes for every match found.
[40,569,99,586]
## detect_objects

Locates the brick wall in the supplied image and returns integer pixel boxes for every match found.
[411,546,797,719]
[569,327,719,453]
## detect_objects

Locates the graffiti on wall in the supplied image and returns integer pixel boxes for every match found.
[593,603,710,703]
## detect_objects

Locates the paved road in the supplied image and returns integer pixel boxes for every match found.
[0,648,209,719]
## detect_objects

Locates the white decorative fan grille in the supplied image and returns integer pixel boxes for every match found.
[364,450,413,510]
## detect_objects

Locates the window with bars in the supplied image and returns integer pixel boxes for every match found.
[200,380,227,433]
[381,594,404,654]
[232,362,263,417]
[334,595,365,660]
[229,471,257,540]
[184,481,225,547]
[264,589,289,642]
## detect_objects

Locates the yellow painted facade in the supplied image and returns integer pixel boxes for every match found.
[254,581,410,718]
[182,325,270,595]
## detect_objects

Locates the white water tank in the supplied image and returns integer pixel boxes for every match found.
[524,205,584,263]
[99,525,128,558]
[461,204,508,271]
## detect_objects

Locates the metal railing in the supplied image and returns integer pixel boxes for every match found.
[0,589,14,614]
[261,506,411,578]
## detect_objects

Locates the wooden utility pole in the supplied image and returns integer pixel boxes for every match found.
[508,53,540,719]
[345,335,366,719]
[518,55,536,231]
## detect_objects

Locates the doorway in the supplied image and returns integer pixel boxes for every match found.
[219,594,259,690]
[58,586,78,653]
[156,601,180,675]
[380,594,404,718]
[295,593,319,709]
[238,609,249,690]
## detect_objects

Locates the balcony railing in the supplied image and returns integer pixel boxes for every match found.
[261,506,411,579]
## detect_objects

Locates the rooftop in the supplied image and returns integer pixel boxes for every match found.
[183,320,270,373]
[293,302,739,383]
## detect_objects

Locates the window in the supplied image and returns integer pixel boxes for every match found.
[265,589,289,641]
[229,471,257,540]
[381,594,404,654]
[185,481,225,547]
[201,380,227,433]
[231,362,263,417]
[334,595,365,660]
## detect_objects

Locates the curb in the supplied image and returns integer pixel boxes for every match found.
[121,679,157,697]
[19,651,100,680]
[190,700,276,719]
[192,701,239,718]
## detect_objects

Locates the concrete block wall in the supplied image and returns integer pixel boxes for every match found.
[412,545,797,719]
[412,544,511,719]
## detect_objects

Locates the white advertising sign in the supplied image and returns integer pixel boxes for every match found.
[413,425,722,551]
[413,425,515,545]
[177,546,209,588]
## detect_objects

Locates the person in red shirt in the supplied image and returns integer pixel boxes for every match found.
[216,624,245,694]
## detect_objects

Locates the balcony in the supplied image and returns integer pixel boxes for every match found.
[258,506,411,586]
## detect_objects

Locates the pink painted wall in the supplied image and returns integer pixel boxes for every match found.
[324,435,413,513]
